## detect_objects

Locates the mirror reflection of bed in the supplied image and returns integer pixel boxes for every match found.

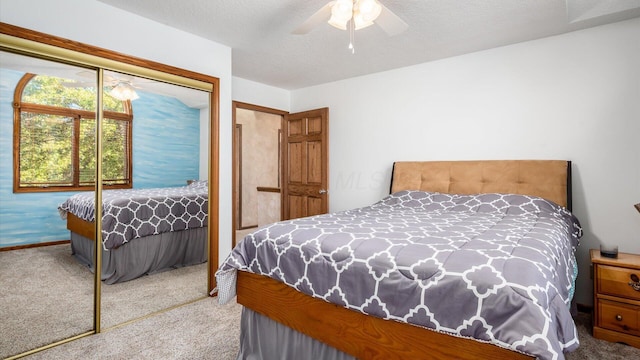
[61,184,208,285]
[77,72,212,329]
[61,182,210,329]
[0,48,212,357]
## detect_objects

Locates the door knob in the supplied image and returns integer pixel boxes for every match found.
[319,189,327,194]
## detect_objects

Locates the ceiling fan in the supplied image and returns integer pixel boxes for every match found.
[293,0,408,53]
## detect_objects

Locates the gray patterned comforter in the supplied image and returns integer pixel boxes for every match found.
[216,190,582,360]
[58,181,208,250]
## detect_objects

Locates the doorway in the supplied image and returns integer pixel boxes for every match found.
[232,103,330,248]
[232,102,287,247]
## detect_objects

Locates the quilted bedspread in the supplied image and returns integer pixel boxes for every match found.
[217,190,582,359]
[58,181,208,250]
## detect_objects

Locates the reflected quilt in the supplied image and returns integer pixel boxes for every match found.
[58,181,208,250]
[217,190,582,359]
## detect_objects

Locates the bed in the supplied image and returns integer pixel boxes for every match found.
[216,160,582,360]
[58,180,209,284]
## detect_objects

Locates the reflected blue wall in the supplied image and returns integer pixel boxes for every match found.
[132,91,200,188]
[0,69,200,247]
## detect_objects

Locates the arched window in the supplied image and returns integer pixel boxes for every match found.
[13,73,133,192]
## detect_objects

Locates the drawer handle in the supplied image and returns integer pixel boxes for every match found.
[616,314,623,321]
[629,273,640,291]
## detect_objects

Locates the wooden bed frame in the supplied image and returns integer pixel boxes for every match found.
[235,160,571,359]
[67,213,95,239]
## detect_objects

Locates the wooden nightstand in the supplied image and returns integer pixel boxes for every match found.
[591,249,640,348]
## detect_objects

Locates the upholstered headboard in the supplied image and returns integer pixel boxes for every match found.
[390,160,572,210]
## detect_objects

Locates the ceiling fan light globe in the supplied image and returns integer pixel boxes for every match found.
[357,0,382,23]
[353,13,374,30]
[329,0,353,28]
[328,16,349,30]
[332,0,353,15]
[332,0,353,13]
[354,21,374,30]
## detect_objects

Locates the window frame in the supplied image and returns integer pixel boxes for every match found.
[12,72,133,193]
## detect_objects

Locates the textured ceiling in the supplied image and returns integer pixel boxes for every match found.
[97,0,640,90]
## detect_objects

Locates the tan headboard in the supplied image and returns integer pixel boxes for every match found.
[390,160,571,209]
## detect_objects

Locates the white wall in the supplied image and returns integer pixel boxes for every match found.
[291,17,640,306]
[0,0,235,266]
[232,77,290,111]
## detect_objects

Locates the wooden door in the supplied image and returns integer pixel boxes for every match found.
[282,108,329,220]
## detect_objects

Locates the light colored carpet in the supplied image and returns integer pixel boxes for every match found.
[20,301,640,360]
[23,297,242,360]
[5,245,640,359]
[1,244,208,359]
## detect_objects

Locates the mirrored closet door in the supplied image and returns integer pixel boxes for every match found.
[97,70,211,329]
[0,50,96,358]
[0,23,219,359]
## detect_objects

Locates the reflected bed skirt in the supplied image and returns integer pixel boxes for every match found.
[71,227,207,284]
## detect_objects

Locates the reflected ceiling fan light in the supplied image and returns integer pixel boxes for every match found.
[109,82,139,101]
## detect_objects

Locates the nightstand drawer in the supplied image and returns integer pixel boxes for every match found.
[599,299,640,336]
[598,264,640,301]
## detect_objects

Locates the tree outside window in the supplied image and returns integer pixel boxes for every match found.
[13,73,132,192]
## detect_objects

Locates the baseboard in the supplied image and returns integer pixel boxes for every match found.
[0,240,70,252]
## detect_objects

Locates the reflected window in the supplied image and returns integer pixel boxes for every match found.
[13,73,133,192]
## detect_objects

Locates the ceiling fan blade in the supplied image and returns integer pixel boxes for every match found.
[292,1,334,35]
[375,3,408,36]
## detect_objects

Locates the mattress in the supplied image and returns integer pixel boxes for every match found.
[217,190,583,359]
